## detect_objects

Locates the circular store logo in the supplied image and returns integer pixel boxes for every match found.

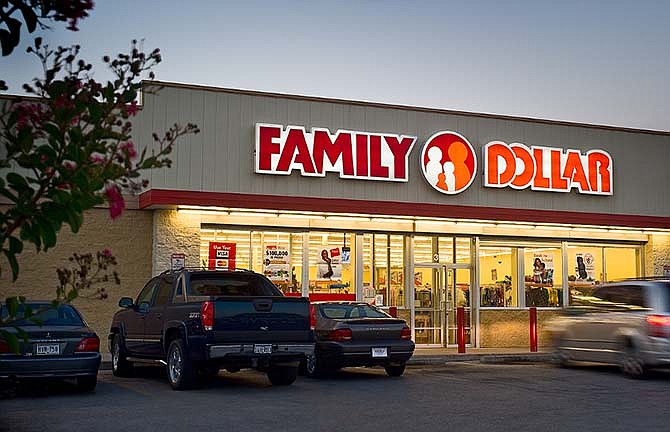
[420,131,477,195]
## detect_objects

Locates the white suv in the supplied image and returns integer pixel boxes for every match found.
[548,279,670,378]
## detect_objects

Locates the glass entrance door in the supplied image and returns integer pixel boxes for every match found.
[413,265,472,347]
[413,265,445,346]
[445,267,472,346]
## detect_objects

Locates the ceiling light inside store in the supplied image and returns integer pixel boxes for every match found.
[228,212,278,218]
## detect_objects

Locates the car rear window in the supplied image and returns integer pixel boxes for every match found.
[187,273,282,297]
[319,304,390,319]
[0,304,84,326]
[660,282,670,312]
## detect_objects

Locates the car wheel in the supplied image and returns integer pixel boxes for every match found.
[111,335,134,377]
[384,363,406,377]
[267,365,298,386]
[167,339,196,390]
[551,336,571,368]
[620,344,647,379]
[76,375,97,392]
[305,355,322,378]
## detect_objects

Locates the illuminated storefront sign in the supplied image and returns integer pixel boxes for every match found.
[255,123,417,182]
[483,142,613,195]
[255,123,613,195]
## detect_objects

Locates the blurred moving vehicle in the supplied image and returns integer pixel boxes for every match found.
[0,302,101,391]
[547,279,670,378]
[306,301,414,377]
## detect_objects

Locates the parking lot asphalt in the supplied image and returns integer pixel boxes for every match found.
[2,362,670,432]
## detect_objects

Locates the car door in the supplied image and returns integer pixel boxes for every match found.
[143,276,173,357]
[598,284,646,363]
[124,278,158,355]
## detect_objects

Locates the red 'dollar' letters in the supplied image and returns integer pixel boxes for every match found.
[484,141,613,195]
[255,123,417,182]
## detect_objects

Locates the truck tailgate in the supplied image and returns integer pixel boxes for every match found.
[210,296,312,344]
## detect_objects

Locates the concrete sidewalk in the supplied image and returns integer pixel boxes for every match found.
[99,348,552,370]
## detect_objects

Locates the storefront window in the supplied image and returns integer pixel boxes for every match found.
[309,232,354,296]
[567,245,603,304]
[523,246,563,307]
[480,245,518,307]
[414,235,435,263]
[455,237,471,264]
[250,231,303,295]
[604,247,639,282]
[200,228,252,270]
[371,234,405,307]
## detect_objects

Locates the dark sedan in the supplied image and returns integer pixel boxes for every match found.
[0,302,101,391]
[306,301,414,377]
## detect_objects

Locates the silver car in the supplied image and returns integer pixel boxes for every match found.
[548,279,670,378]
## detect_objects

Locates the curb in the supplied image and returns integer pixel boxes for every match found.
[100,353,553,371]
[407,353,552,366]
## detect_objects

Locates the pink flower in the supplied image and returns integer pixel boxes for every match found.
[104,184,125,220]
[70,116,80,126]
[89,152,105,164]
[63,160,77,170]
[125,101,139,117]
[102,248,112,257]
[120,140,137,159]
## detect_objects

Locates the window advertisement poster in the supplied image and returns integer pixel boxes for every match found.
[341,246,351,264]
[208,242,236,270]
[264,245,291,281]
[532,252,554,284]
[575,252,595,282]
[317,247,342,280]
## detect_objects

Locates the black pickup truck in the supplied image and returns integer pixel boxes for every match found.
[108,269,314,389]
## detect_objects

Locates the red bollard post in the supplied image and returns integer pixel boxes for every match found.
[457,306,466,353]
[529,307,538,352]
[389,306,397,318]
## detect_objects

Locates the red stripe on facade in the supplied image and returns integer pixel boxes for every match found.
[139,189,670,229]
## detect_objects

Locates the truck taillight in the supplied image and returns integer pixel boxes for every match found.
[401,326,411,340]
[328,328,352,342]
[309,304,316,329]
[0,339,9,353]
[201,301,214,331]
[75,336,100,353]
[647,314,670,337]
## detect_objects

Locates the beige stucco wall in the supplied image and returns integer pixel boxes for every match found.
[152,209,201,275]
[0,207,153,339]
[645,234,670,276]
[479,309,560,348]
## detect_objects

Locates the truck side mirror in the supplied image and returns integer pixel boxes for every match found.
[119,297,133,308]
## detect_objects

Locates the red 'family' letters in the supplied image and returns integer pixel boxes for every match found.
[255,124,417,182]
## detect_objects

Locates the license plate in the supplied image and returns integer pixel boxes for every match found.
[371,347,388,358]
[254,344,273,354]
[36,343,60,355]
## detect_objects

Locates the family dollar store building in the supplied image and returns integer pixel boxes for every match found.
[3,82,670,348]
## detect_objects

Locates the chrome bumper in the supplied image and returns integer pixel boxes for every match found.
[209,343,314,359]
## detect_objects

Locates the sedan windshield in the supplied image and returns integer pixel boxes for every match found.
[0,304,84,326]
[319,303,390,319]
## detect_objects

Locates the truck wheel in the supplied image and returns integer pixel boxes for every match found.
[267,366,298,386]
[76,375,97,392]
[111,335,134,377]
[384,363,406,377]
[167,339,196,390]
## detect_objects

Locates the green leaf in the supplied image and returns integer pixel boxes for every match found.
[5,296,20,318]
[8,236,23,254]
[4,250,19,281]
[36,217,57,250]
[6,172,30,193]
[0,330,19,354]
